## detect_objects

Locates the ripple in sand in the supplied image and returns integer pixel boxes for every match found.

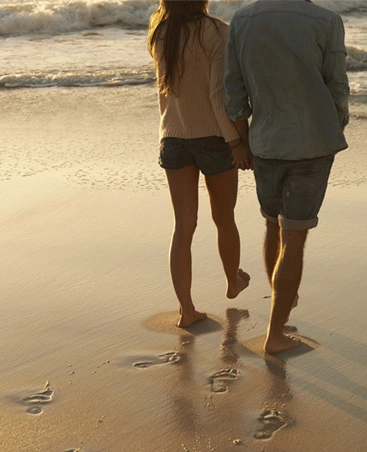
[209,368,240,393]
[133,352,180,368]
[254,408,287,440]
[21,381,54,415]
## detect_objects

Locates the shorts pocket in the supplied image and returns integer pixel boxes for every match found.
[159,139,187,169]
[200,140,233,175]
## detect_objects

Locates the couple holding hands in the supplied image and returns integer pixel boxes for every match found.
[148,0,349,354]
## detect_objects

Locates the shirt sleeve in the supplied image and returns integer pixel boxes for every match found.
[224,17,252,122]
[208,23,240,142]
[322,15,350,128]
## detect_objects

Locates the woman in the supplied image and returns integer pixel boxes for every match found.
[148,0,251,328]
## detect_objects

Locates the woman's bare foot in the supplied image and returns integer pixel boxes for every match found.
[177,310,207,328]
[226,269,250,299]
[264,333,301,354]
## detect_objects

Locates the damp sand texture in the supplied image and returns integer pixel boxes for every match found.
[0,87,366,452]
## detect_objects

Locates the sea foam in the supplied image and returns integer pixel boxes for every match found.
[1,45,366,90]
[1,0,367,37]
[0,66,155,89]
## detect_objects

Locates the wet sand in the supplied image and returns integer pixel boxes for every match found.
[0,86,366,452]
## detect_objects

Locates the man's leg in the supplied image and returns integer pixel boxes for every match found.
[256,155,334,353]
[264,219,299,320]
[264,220,280,285]
[264,228,308,354]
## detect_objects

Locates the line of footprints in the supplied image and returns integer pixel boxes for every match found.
[19,352,287,446]
[134,350,288,440]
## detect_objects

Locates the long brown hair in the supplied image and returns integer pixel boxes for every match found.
[148,0,217,95]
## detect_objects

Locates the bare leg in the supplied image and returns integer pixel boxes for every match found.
[264,228,308,354]
[264,220,281,286]
[264,220,299,322]
[165,166,207,328]
[205,169,250,299]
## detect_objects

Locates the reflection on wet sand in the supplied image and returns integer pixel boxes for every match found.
[206,308,250,393]
[169,335,217,451]
[254,357,293,440]
[141,307,316,448]
[220,307,297,441]
[171,337,199,433]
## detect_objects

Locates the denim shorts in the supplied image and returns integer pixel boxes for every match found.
[253,154,335,230]
[159,136,234,176]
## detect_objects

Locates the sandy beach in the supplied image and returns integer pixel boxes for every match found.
[0,85,366,452]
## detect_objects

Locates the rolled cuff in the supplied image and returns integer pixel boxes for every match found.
[341,115,349,129]
[227,105,253,122]
[260,208,319,230]
[339,109,349,129]
[279,215,318,231]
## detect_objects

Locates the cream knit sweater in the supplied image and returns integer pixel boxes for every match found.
[153,17,240,143]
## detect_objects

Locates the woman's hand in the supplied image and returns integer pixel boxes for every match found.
[229,140,253,171]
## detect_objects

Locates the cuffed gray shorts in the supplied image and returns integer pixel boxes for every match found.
[253,154,335,230]
[159,136,234,176]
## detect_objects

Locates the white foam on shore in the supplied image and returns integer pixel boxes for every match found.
[0,41,365,90]
[0,0,366,37]
[0,66,155,88]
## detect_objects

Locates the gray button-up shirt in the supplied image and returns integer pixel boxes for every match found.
[225,0,349,160]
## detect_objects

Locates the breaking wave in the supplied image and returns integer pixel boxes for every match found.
[1,0,366,37]
[0,66,155,89]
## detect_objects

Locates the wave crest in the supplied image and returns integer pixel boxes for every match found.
[0,0,158,36]
[1,0,367,37]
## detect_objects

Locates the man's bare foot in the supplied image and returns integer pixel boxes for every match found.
[264,333,301,354]
[177,310,207,328]
[226,269,250,299]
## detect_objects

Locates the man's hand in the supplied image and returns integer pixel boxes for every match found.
[230,141,253,170]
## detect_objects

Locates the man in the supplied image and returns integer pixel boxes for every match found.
[224,0,349,354]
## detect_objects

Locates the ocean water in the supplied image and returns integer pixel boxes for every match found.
[0,0,366,109]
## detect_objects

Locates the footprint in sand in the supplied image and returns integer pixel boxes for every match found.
[133,352,180,368]
[254,409,287,440]
[209,368,239,393]
[21,382,54,415]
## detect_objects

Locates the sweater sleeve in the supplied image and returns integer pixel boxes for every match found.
[208,23,240,142]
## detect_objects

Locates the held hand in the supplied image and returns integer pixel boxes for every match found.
[231,143,253,171]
